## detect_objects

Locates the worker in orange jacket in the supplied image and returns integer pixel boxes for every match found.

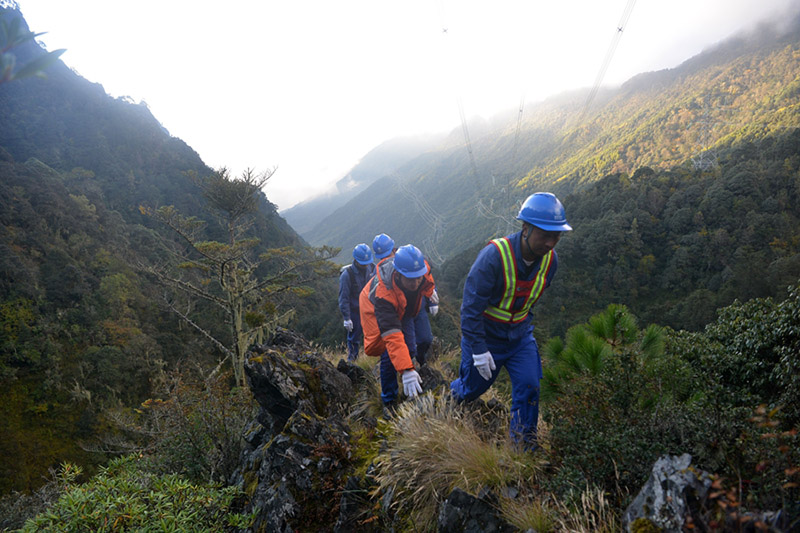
[372,232,438,365]
[360,244,435,407]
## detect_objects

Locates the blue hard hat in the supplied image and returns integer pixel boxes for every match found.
[372,233,395,260]
[392,244,428,278]
[352,243,373,265]
[517,192,572,231]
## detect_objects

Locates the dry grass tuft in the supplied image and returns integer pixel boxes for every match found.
[502,495,559,532]
[321,344,620,531]
[373,393,544,526]
[354,353,380,373]
[552,485,620,532]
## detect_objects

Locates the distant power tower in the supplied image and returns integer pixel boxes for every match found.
[395,177,448,266]
[689,94,732,171]
[691,108,719,171]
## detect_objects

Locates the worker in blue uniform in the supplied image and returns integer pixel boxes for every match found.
[451,192,572,450]
[339,243,376,362]
[372,233,395,265]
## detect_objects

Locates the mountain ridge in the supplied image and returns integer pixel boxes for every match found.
[300,12,800,266]
[281,133,444,235]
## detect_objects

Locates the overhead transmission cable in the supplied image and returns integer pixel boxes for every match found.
[512,93,525,164]
[580,0,637,119]
[395,176,447,266]
[457,95,480,180]
[423,1,529,255]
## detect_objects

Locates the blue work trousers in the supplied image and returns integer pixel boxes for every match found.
[413,310,433,365]
[346,311,363,362]
[450,334,542,450]
[380,316,417,404]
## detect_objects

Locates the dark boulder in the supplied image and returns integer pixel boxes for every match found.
[437,488,518,532]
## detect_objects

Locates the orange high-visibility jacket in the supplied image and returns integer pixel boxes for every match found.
[359,259,435,372]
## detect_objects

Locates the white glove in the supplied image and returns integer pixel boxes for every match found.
[402,369,423,398]
[472,351,496,381]
[343,319,353,332]
[430,289,439,306]
[428,305,439,316]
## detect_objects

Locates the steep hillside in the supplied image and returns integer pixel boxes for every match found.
[431,129,800,347]
[305,14,800,266]
[0,10,300,247]
[0,6,314,492]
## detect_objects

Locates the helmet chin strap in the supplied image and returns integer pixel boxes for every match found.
[521,225,541,262]
[521,226,532,259]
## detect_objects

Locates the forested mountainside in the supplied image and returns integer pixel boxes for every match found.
[0,10,299,247]
[305,14,800,265]
[0,6,319,492]
[296,14,800,348]
[432,128,800,346]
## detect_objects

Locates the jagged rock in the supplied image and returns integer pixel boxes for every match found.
[622,453,712,532]
[233,327,515,532]
[241,419,267,446]
[233,330,368,532]
[334,474,378,532]
[437,487,518,532]
[247,334,353,432]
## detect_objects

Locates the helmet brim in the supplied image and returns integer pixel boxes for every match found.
[399,265,428,278]
[530,221,573,232]
[374,251,392,259]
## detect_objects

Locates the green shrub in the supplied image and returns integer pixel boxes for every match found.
[541,304,701,504]
[104,368,256,484]
[19,455,254,532]
[542,293,800,518]
[700,284,800,425]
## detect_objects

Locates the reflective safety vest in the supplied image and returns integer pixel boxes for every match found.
[483,237,554,323]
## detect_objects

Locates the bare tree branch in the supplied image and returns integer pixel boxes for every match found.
[163,296,234,358]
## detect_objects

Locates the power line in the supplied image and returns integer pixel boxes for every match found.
[395,177,448,265]
[580,0,637,119]
[512,93,525,164]
[456,96,480,182]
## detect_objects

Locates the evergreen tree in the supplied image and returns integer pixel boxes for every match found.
[144,168,338,385]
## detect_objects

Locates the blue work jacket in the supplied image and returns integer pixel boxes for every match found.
[460,230,558,355]
[338,261,376,320]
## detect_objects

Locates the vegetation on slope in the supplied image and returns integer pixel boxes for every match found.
[4,289,797,531]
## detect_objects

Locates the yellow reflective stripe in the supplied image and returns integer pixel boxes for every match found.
[484,245,553,324]
[491,238,516,310]
[485,305,512,321]
[530,251,553,304]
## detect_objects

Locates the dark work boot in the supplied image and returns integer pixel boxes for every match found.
[382,400,398,419]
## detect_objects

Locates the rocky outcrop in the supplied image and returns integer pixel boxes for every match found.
[622,454,795,533]
[230,329,372,532]
[622,453,712,532]
[232,328,462,532]
[230,328,529,532]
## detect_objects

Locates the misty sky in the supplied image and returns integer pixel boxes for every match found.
[16,0,800,210]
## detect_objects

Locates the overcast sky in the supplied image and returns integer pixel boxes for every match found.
[16,0,800,211]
